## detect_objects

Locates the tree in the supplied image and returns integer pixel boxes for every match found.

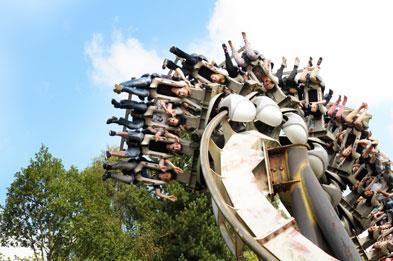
[0,145,70,260]
[63,159,136,260]
[113,181,232,260]
[160,183,232,260]
[0,147,137,260]
[1,146,232,260]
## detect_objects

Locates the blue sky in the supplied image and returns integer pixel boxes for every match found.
[1,0,393,205]
[0,0,215,204]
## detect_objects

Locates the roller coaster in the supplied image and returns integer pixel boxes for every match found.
[104,34,392,260]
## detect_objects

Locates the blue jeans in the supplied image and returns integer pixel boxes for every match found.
[113,117,144,130]
[125,146,141,159]
[120,76,152,97]
[110,160,138,171]
[116,100,149,113]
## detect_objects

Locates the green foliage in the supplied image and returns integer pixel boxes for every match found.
[0,145,232,260]
[243,250,258,261]
[162,183,231,260]
[62,160,136,260]
[109,176,231,260]
[0,145,70,260]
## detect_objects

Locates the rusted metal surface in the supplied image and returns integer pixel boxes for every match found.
[200,111,279,260]
[201,112,342,260]
[286,145,362,261]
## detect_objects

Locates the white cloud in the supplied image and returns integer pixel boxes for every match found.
[83,3,392,157]
[85,30,163,87]
[187,0,393,106]
[86,2,393,105]
[190,0,393,158]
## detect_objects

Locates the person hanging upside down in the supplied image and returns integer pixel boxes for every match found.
[221,43,242,78]
[106,138,182,159]
[327,94,348,122]
[228,32,264,69]
[345,102,369,130]
[114,73,191,98]
[109,127,180,143]
[102,168,178,202]
[103,158,183,175]
[276,57,301,96]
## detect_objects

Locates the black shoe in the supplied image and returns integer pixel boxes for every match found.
[109,130,116,136]
[106,116,118,124]
[222,43,228,53]
[111,99,120,108]
[105,150,111,159]
[317,57,323,66]
[162,59,168,70]
[102,162,112,170]
[308,57,313,67]
[102,171,112,181]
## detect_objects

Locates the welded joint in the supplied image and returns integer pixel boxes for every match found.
[256,217,297,244]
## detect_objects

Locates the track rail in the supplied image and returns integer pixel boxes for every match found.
[200,111,278,260]
[200,111,361,260]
